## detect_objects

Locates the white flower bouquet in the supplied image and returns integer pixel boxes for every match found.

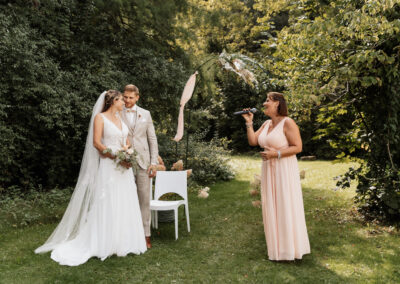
[103,146,139,171]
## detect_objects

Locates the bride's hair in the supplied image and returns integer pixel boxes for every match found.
[102,90,122,112]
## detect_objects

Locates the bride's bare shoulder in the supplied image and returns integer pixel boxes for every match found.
[94,113,105,125]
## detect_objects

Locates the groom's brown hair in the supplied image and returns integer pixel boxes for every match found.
[124,84,139,95]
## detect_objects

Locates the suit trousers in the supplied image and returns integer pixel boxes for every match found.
[134,167,151,237]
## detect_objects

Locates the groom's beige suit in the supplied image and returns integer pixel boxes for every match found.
[121,104,158,237]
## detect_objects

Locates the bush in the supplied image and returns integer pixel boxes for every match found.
[186,139,234,185]
[158,132,235,186]
[0,2,189,191]
[0,187,73,231]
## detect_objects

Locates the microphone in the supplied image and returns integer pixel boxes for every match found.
[233,108,258,115]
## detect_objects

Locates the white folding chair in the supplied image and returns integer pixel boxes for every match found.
[150,171,190,240]
[149,177,154,226]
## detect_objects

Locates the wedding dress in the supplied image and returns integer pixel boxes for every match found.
[35,92,146,266]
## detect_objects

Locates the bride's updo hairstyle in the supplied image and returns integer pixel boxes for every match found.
[102,90,122,112]
[267,92,288,116]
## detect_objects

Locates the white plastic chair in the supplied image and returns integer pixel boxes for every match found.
[150,171,190,240]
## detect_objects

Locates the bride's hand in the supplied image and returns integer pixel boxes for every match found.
[101,149,115,159]
[120,161,132,169]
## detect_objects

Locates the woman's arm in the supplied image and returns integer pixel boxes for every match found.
[246,123,267,146]
[242,110,266,146]
[93,114,114,159]
[281,118,302,157]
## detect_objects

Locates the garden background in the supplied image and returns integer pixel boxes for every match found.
[1,1,399,283]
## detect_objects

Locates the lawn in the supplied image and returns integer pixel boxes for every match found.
[0,156,399,283]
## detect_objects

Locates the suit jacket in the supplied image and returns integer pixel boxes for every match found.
[120,106,158,170]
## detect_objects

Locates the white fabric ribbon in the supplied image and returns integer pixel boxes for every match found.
[173,71,198,142]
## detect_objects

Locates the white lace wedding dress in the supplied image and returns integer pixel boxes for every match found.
[48,114,147,266]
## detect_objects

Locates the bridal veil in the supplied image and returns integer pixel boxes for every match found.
[35,91,106,253]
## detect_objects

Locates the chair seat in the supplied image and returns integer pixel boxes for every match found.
[150,200,185,211]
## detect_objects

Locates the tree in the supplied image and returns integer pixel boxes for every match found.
[255,0,400,223]
[0,0,190,189]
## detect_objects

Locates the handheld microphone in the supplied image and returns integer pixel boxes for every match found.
[233,108,258,115]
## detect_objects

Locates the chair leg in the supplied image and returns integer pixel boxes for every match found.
[151,210,153,228]
[155,211,158,229]
[185,204,190,232]
[174,208,178,240]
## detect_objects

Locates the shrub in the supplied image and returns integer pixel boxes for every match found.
[0,2,189,191]
[158,132,235,186]
[0,187,73,231]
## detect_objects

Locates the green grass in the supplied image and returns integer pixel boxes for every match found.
[1,156,399,283]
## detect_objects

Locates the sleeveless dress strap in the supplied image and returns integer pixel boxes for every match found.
[262,120,269,127]
[261,120,271,130]
[257,120,269,135]
[280,117,288,129]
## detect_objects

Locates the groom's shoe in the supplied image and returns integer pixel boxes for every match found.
[145,237,152,249]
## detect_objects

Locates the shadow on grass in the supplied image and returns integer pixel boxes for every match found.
[147,179,353,283]
[302,185,400,282]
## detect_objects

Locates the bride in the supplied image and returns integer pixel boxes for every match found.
[35,90,147,266]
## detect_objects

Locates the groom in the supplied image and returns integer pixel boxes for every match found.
[121,84,158,249]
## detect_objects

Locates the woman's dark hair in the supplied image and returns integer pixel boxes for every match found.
[267,92,288,116]
[102,90,122,112]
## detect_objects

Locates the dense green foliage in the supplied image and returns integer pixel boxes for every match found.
[1,0,399,223]
[0,0,194,189]
[0,0,235,191]
[0,186,73,231]
[178,0,338,158]
[158,132,234,185]
[178,0,400,223]
[254,0,400,223]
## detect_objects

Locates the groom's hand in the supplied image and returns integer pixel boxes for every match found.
[147,165,157,178]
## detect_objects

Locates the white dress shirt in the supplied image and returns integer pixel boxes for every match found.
[124,104,138,126]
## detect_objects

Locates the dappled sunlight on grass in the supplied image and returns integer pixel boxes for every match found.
[298,160,358,196]
[228,155,261,181]
[229,156,400,282]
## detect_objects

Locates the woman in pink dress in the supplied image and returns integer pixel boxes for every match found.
[242,92,310,261]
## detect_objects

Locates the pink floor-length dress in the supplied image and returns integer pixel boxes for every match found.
[258,117,310,260]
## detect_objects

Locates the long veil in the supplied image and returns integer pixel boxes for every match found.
[35,91,107,253]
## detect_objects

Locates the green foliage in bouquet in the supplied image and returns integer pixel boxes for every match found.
[102,148,140,172]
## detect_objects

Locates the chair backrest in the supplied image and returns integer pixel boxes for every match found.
[154,171,187,201]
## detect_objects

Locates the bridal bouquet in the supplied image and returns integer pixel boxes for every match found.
[103,146,139,171]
